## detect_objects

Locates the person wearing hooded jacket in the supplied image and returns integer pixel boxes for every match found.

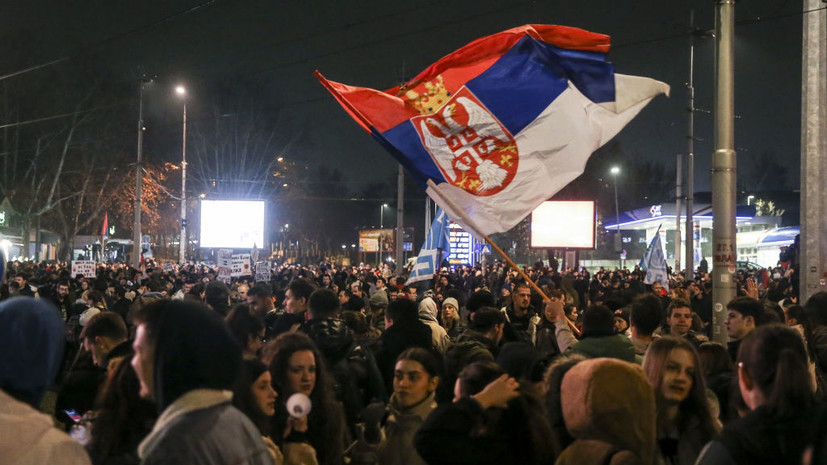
[418,297,451,354]
[301,289,387,433]
[555,357,657,465]
[131,299,271,465]
[0,297,92,465]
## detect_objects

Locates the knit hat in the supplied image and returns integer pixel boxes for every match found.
[442,297,459,310]
[614,308,630,327]
[467,290,495,313]
[0,297,65,407]
[368,290,389,309]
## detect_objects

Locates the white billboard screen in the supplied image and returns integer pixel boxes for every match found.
[531,201,596,249]
[200,200,265,249]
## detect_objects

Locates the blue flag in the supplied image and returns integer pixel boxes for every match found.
[642,232,669,291]
[407,208,451,284]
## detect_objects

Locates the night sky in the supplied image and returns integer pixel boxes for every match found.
[2,0,808,194]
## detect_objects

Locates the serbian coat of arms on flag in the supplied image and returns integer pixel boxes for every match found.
[317,24,669,238]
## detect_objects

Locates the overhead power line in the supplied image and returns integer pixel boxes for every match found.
[0,0,217,83]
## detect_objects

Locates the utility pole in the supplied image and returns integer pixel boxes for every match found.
[133,78,149,269]
[176,86,188,265]
[675,153,682,273]
[711,0,737,343]
[685,22,696,281]
[395,165,405,270]
[800,0,827,301]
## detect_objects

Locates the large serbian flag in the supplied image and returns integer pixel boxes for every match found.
[316,24,668,237]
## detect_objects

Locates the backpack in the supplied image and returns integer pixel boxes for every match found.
[330,343,386,433]
[65,314,82,345]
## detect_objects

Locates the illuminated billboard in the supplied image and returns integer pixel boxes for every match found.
[530,201,596,249]
[358,229,396,253]
[448,222,474,266]
[200,200,265,249]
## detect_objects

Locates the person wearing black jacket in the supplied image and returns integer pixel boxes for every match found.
[696,325,819,465]
[301,289,387,431]
[272,277,316,337]
[374,298,433,394]
[414,361,554,465]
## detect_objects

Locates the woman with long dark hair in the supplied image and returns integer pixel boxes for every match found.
[233,359,319,465]
[643,336,719,464]
[697,342,736,424]
[233,359,281,463]
[696,324,819,464]
[267,332,346,465]
[87,357,156,465]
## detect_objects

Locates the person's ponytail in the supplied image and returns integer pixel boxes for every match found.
[766,348,814,416]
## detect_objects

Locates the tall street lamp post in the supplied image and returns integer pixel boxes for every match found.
[610,166,621,269]
[380,203,388,229]
[379,203,388,264]
[133,77,151,269]
[176,85,187,265]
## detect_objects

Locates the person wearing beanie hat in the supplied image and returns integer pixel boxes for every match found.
[440,297,464,340]
[564,305,637,363]
[368,289,389,331]
[0,297,92,465]
[614,308,631,337]
[132,299,271,464]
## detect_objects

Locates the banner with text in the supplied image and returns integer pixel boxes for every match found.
[255,261,271,282]
[71,260,97,278]
[231,254,252,277]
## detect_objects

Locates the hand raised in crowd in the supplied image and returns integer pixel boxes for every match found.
[472,374,520,409]
[544,296,566,322]
[745,277,759,300]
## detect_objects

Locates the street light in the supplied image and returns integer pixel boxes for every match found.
[610,166,621,269]
[379,203,389,265]
[175,85,187,265]
[133,76,152,269]
[379,203,389,229]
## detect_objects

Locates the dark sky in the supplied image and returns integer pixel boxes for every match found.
[2,0,808,194]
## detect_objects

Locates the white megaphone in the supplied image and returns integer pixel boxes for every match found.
[286,393,312,418]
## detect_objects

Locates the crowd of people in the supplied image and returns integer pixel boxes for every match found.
[1,256,827,465]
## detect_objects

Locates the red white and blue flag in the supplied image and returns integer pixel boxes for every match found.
[101,212,109,238]
[316,24,668,237]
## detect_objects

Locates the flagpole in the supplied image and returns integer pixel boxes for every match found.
[426,180,580,335]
